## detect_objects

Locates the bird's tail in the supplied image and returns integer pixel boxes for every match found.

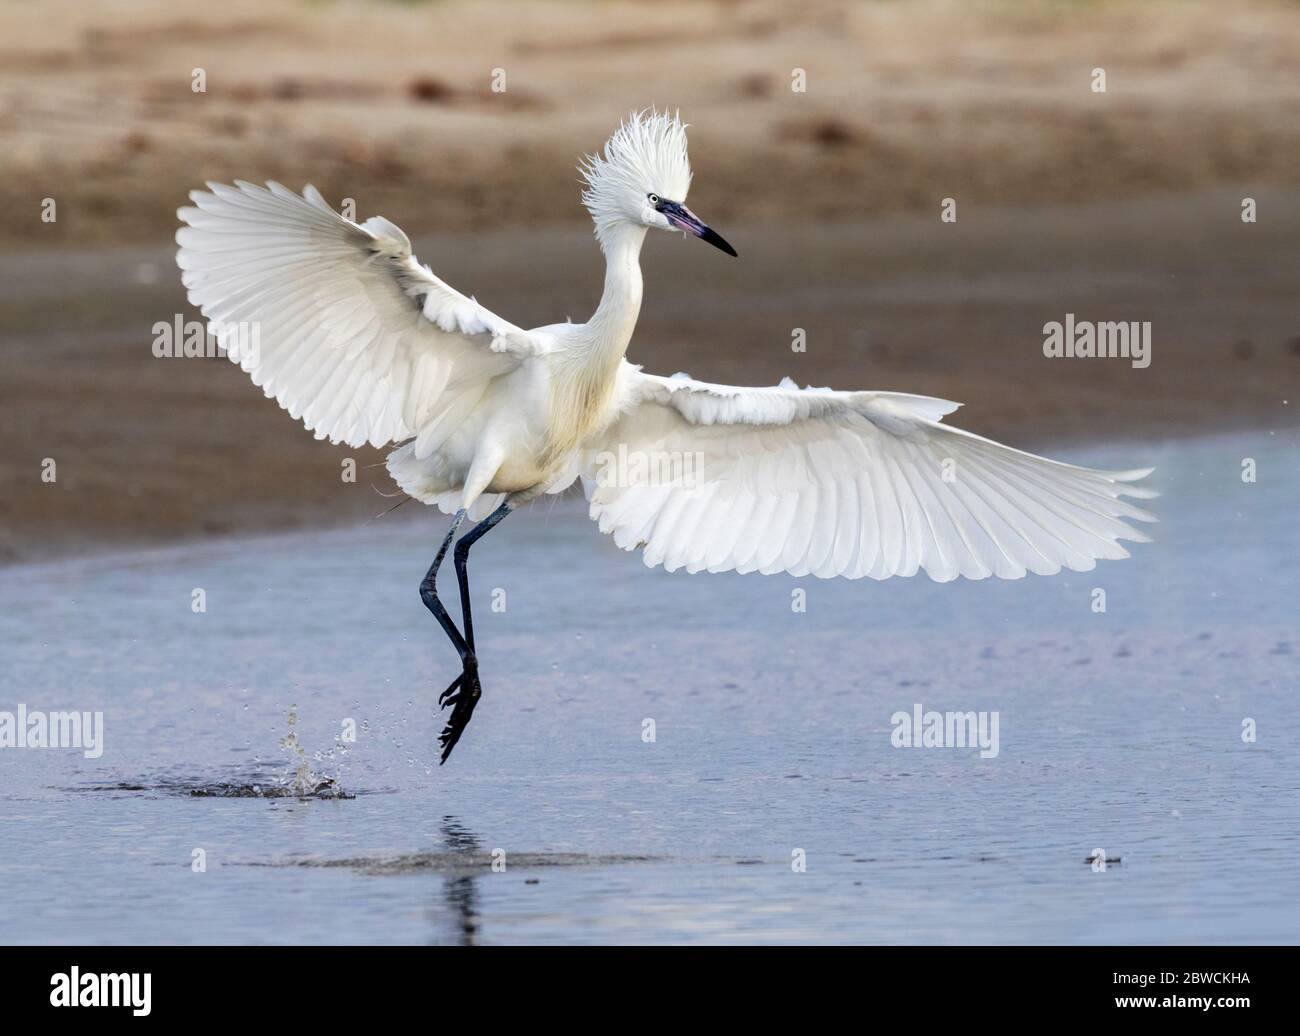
[384,442,506,519]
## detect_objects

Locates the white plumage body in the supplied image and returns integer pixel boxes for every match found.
[176,112,1155,582]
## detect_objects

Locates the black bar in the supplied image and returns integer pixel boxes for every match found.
[0,945,1289,1021]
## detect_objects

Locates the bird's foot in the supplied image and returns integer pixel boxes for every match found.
[438,659,482,765]
[438,673,463,707]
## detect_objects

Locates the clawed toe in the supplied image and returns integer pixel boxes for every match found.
[438,664,483,764]
[439,673,463,707]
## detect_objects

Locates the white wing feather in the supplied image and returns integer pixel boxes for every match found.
[586,367,1156,581]
[176,181,543,450]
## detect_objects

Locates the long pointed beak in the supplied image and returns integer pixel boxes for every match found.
[660,202,737,257]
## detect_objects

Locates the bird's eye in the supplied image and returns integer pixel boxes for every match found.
[648,194,660,205]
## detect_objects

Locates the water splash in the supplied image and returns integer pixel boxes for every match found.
[68,709,354,800]
[277,705,346,799]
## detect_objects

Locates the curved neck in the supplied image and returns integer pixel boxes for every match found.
[543,222,648,464]
[587,222,646,354]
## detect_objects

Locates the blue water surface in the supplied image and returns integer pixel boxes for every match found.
[0,432,1297,944]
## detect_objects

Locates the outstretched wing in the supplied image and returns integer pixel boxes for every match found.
[176,181,544,450]
[584,367,1156,581]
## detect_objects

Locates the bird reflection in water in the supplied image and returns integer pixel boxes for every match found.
[434,816,482,946]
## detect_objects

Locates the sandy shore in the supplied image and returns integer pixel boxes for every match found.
[4,0,1300,245]
[3,189,1297,565]
[3,0,1299,564]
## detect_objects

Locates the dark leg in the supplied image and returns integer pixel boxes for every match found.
[454,501,512,655]
[421,502,512,764]
[419,510,479,764]
[419,509,469,659]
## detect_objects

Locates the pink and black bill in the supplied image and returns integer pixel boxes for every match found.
[654,198,738,257]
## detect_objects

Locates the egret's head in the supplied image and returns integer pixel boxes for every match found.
[580,109,736,257]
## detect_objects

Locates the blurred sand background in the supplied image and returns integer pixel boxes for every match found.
[2,0,1299,563]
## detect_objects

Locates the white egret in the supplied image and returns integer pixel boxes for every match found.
[175,110,1155,762]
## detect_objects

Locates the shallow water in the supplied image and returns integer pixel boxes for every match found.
[1,432,1297,944]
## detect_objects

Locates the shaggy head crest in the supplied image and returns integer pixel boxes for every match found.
[580,110,693,245]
